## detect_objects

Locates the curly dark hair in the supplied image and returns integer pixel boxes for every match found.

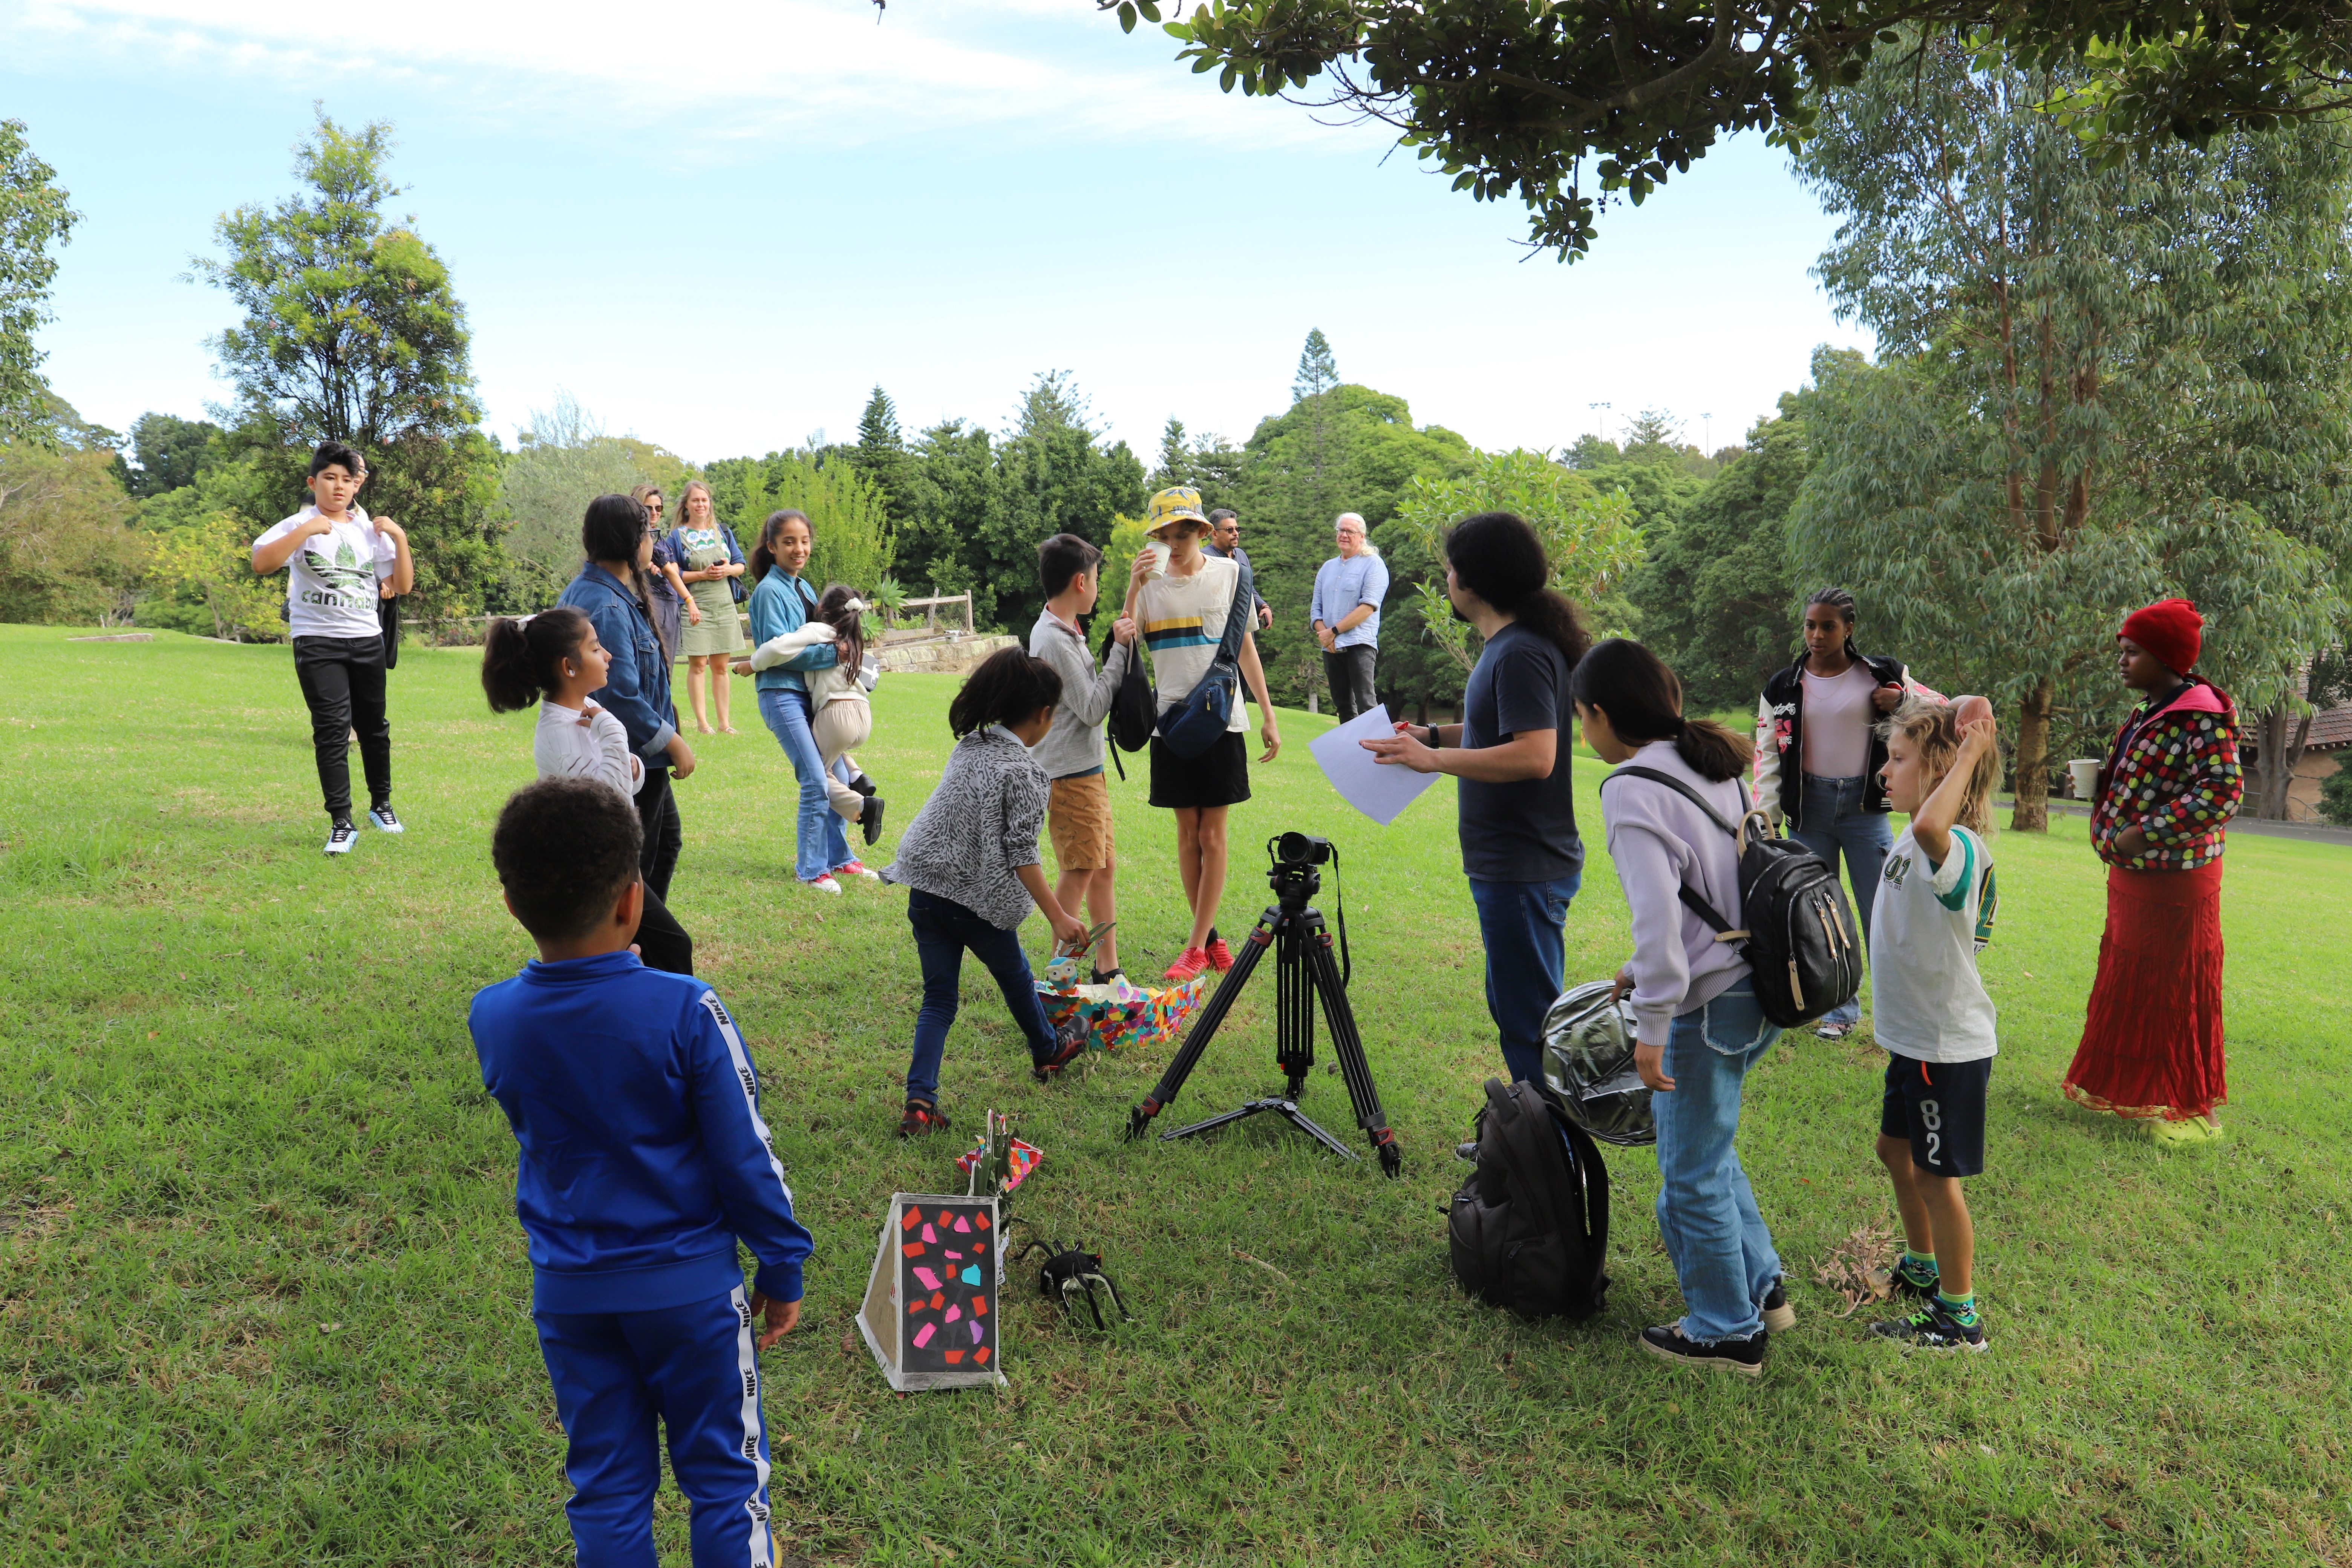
[491,778,645,940]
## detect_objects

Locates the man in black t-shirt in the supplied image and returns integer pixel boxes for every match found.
[1360,512,1585,1084]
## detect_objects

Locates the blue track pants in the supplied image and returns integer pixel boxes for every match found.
[534,1285,778,1566]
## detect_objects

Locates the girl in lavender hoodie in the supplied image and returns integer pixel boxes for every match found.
[1577,638,1793,1380]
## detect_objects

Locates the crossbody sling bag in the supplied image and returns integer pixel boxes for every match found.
[1156,560,1256,760]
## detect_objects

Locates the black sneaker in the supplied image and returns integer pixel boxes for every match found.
[1454,1141,1480,1162]
[896,1101,951,1139]
[325,819,358,855]
[367,802,404,834]
[1639,1323,1767,1378]
[1870,1298,1988,1352]
[1870,1260,1940,1303]
[1032,1018,1088,1081]
[846,772,878,798]
[1761,1279,1795,1334]
[859,794,885,846]
[1089,967,1127,986]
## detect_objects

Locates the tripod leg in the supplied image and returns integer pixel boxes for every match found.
[1125,905,1282,1140]
[1301,917,1403,1178]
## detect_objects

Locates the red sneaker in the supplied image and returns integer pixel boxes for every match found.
[833,859,882,882]
[897,1101,951,1138]
[1205,935,1234,972]
[1164,946,1210,983]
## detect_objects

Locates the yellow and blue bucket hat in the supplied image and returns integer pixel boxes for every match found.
[1142,485,1210,538]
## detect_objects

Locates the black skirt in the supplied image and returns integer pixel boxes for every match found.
[1149,730,1251,809]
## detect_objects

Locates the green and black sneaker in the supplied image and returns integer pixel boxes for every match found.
[1870,1255,1939,1303]
[1870,1296,1988,1353]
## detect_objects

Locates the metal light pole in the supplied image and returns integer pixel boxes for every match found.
[1588,401,1612,442]
[1701,412,1712,452]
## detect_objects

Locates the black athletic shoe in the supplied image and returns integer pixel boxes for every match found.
[897,1101,952,1138]
[1454,1141,1480,1162]
[859,793,885,846]
[1031,1023,1088,1082]
[1871,1261,1940,1303]
[1639,1323,1768,1378]
[1089,967,1126,986]
[325,819,358,856]
[1761,1279,1796,1334]
[846,772,878,798]
[1870,1298,1988,1352]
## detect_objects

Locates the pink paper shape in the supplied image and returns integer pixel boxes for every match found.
[921,1224,937,1243]
[912,1322,934,1349]
[913,1266,942,1291]
[953,1215,972,1233]
[945,1304,962,1323]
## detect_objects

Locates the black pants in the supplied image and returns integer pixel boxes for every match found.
[637,766,682,902]
[634,884,694,976]
[292,635,389,820]
[1322,645,1378,724]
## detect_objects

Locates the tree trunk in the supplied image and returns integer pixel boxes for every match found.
[2250,706,2314,820]
[2011,676,2055,831]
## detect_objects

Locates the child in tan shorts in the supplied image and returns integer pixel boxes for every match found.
[1026,534,1137,982]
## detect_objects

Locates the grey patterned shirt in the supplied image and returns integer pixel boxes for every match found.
[881,726,1050,930]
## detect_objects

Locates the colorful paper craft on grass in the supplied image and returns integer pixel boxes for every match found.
[956,1108,1040,1197]
[858,1193,1004,1391]
[1036,971,1207,1056]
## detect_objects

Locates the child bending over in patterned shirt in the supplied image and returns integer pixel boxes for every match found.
[879,646,1090,1137]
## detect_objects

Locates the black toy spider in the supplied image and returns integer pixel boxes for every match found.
[1009,1229,1130,1330]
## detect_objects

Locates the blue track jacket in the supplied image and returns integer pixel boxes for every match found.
[469,951,814,1314]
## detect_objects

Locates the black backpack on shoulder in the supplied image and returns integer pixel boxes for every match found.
[1447,1077,1611,1320]
[1605,766,1864,1030]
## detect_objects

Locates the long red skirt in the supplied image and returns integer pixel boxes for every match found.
[2063,861,2226,1121]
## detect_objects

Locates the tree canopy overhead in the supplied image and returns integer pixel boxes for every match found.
[1101,0,2352,256]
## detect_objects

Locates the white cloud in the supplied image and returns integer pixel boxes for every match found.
[11,0,1372,158]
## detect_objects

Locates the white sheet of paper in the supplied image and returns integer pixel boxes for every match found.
[1309,703,1439,826]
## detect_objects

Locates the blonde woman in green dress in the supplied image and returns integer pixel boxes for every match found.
[671,479,747,734]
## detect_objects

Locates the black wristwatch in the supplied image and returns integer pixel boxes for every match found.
[1423,724,1442,749]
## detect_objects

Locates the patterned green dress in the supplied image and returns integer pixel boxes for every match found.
[676,526,743,657]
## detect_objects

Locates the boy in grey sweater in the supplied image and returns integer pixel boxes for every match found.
[1026,534,1136,983]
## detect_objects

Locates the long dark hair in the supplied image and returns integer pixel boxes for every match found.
[948,646,1063,739]
[1571,637,1752,782]
[481,607,593,713]
[749,508,810,583]
[814,582,865,672]
[580,492,658,651]
[1444,511,1591,669]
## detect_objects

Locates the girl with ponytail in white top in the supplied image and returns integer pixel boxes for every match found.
[482,607,694,976]
[1578,637,1791,1379]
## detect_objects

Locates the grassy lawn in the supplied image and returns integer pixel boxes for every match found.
[3,623,2348,1566]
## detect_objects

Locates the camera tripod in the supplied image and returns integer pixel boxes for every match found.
[1125,841,1402,1177]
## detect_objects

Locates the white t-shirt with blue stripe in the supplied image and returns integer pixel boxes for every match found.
[1870,824,1998,1064]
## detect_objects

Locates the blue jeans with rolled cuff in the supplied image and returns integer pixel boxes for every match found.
[1788,772,1891,1027]
[1651,978,1785,1344]
[903,888,1058,1107]
[1468,870,1582,1085]
[758,687,852,882]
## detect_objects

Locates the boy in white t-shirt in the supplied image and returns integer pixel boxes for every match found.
[1866,700,2002,1352]
[249,441,414,855]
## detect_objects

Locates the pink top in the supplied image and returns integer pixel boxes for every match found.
[1801,662,1878,778]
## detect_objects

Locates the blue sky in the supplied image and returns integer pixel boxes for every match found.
[5,0,1871,464]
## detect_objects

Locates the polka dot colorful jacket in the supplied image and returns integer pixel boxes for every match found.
[2088,681,2243,871]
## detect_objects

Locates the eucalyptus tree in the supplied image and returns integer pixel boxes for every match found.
[0,119,75,446]
[1789,38,2352,827]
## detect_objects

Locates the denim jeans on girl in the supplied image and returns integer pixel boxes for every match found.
[903,889,1057,1106]
[1468,871,1582,1084]
[1652,977,1784,1343]
[757,688,852,882]
[1789,772,1891,1027]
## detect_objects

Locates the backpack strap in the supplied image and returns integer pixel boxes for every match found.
[1208,558,1254,672]
[1600,765,1748,941]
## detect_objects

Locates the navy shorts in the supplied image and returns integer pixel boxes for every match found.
[1880,1054,1990,1178]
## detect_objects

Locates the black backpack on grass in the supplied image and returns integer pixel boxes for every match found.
[1605,766,1863,1031]
[1447,1077,1610,1320]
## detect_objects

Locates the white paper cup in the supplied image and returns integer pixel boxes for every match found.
[2067,758,2101,799]
[1145,541,1170,577]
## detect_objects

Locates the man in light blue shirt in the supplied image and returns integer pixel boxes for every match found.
[1309,512,1389,722]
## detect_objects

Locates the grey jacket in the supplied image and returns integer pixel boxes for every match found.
[1026,610,1129,780]
[881,727,1051,930]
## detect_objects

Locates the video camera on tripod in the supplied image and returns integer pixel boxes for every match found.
[1124,832,1400,1177]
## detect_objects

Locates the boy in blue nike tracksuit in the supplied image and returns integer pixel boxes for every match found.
[470,777,814,1566]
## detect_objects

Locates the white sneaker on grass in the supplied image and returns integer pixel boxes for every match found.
[804,874,843,896]
[368,803,404,833]
[325,819,358,855]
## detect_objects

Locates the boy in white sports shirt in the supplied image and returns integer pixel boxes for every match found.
[249,441,413,855]
[1867,699,2001,1352]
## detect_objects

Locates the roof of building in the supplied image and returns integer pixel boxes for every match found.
[2311,703,2352,752]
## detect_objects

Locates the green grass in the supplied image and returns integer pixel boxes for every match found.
[2,623,2348,1566]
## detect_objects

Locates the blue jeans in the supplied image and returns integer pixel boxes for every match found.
[904,888,1057,1106]
[1652,978,1784,1343]
[1789,773,1891,1027]
[757,688,852,881]
[1468,870,1582,1084]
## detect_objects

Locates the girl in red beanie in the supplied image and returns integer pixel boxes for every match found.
[2061,598,2242,1144]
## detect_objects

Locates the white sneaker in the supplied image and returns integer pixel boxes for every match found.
[325,819,358,855]
[368,804,405,833]
[804,874,843,896]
